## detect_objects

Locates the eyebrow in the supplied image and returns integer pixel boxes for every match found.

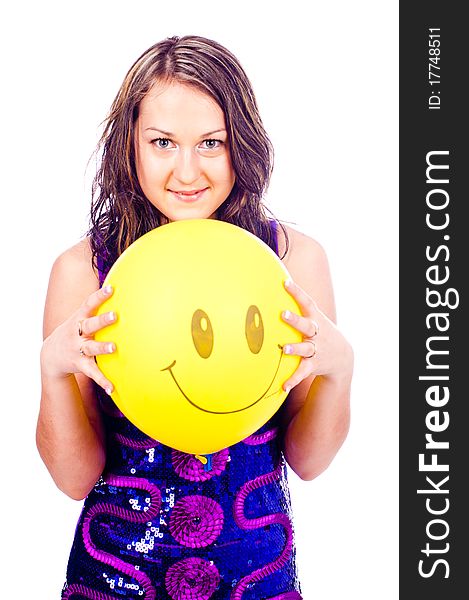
[144,127,227,137]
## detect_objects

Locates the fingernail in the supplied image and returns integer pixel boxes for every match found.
[105,386,113,395]
[106,343,115,353]
[283,310,291,320]
[284,278,292,288]
[103,285,113,295]
[107,311,116,322]
[284,385,291,394]
[283,345,293,354]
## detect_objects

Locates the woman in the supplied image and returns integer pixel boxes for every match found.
[37,35,353,599]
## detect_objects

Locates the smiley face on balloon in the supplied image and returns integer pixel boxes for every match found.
[162,304,285,415]
[95,219,302,454]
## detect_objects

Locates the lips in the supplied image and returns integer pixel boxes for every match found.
[172,188,206,195]
[169,188,208,202]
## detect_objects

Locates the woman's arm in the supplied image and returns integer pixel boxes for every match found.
[279,227,353,480]
[37,240,114,500]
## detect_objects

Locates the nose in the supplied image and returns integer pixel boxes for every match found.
[173,147,201,185]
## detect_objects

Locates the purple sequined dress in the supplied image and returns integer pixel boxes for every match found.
[62,221,302,600]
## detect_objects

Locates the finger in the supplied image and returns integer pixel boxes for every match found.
[79,340,116,358]
[79,358,115,395]
[284,279,317,315]
[81,284,114,316]
[282,361,315,392]
[283,340,317,359]
[80,310,117,337]
[282,310,318,338]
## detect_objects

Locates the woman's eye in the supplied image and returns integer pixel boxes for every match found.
[201,139,222,150]
[152,137,173,149]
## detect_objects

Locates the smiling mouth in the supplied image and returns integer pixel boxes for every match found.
[161,345,285,414]
[169,188,208,202]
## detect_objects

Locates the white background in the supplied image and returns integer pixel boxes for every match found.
[0,1,398,598]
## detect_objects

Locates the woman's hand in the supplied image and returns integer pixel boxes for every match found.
[281,278,353,393]
[40,284,117,394]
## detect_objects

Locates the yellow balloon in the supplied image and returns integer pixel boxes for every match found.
[95,219,302,454]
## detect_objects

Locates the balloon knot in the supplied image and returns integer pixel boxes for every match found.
[194,454,213,471]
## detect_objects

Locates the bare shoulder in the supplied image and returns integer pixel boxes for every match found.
[278,223,336,322]
[49,238,99,297]
[52,237,95,274]
[278,223,327,263]
[43,238,99,337]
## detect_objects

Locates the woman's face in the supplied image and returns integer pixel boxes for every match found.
[134,80,236,221]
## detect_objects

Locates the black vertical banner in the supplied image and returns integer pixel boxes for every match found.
[400,3,467,598]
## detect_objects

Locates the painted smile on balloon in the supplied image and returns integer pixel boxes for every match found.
[161,344,285,415]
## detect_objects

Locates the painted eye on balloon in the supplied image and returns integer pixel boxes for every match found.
[191,309,214,358]
[245,305,264,354]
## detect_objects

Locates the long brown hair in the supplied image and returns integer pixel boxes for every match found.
[88,35,289,274]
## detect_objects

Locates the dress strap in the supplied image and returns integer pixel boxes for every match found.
[270,219,279,256]
[96,253,106,287]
